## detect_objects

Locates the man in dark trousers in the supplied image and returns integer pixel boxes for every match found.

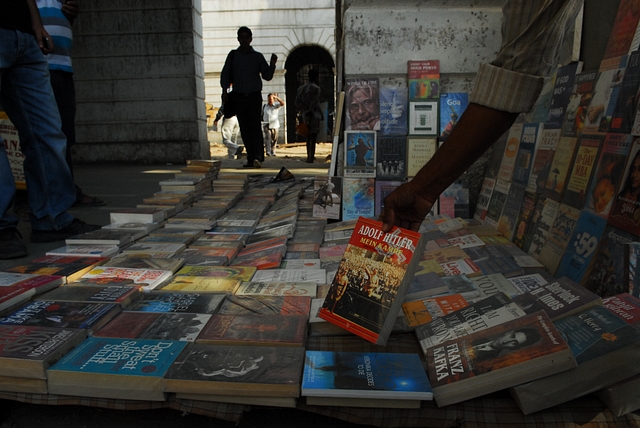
[220,26,277,168]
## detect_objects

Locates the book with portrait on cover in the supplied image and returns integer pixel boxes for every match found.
[426,311,575,407]
[318,217,426,345]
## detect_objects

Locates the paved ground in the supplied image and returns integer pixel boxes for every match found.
[0,141,379,428]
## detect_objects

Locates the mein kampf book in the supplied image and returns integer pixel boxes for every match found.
[162,344,305,398]
[196,314,308,347]
[318,217,426,345]
[0,325,87,379]
[47,337,187,401]
[301,350,433,408]
[426,311,575,407]
[510,305,640,414]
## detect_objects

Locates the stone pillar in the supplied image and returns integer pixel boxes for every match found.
[72,0,208,163]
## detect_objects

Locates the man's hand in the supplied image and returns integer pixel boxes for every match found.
[270,54,277,67]
[36,28,53,54]
[62,0,79,23]
[379,182,434,232]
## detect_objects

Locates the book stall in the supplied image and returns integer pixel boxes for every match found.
[4,2,640,427]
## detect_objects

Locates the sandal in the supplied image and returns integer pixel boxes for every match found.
[73,195,107,207]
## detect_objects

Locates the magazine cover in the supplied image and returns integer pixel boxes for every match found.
[312,175,342,220]
[345,77,380,131]
[342,177,375,221]
[344,130,376,177]
[439,93,468,138]
[379,77,408,136]
[376,136,406,180]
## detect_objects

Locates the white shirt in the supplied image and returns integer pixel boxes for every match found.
[263,102,282,129]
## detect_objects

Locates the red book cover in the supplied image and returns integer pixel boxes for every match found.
[318,217,426,345]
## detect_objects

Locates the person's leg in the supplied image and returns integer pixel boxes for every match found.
[0,29,75,232]
[307,132,317,163]
[270,128,278,155]
[221,118,239,159]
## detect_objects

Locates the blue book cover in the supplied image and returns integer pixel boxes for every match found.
[554,305,640,365]
[512,123,543,187]
[379,78,408,136]
[342,178,375,221]
[0,301,120,332]
[49,337,187,376]
[302,350,433,400]
[545,62,583,129]
[344,130,376,178]
[439,93,468,138]
[555,210,607,284]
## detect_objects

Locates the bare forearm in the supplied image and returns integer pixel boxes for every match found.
[409,103,519,202]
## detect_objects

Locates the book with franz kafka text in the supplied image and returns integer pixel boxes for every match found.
[319,217,426,345]
[426,311,575,407]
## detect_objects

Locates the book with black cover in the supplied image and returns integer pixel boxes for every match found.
[196,314,307,347]
[162,344,305,397]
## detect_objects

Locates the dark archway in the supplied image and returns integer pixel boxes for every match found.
[284,45,335,143]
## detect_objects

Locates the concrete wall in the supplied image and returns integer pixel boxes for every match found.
[72,0,208,163]
[202,0,336,143]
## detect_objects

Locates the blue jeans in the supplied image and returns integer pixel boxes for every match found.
[0,28,75,231]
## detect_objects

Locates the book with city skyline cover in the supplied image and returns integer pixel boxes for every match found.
[426,311,576,407]
[47,337,187,401]
[196,314,308,347]
[301,350,433,407]
[162,344,305,398]
[510,305,640,414]
[0,325,87,379]
[318,217,426,345]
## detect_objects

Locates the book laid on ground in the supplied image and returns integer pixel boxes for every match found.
[109,207,165,224]
[122,242,186,256]
[250,269,326,284]
[234,281,317,297]
[426,311,576,407]
[162,344,305,397]
[3,255,107,284]
[217,295,311,317]
[318,217,426,345]
[64,229,134,247]
[0,301,121,334]
[415,293,528,354]
[94,312,210,342]
[0,325,86,379]
[46,245,120,258]
[103,255,185,273]
[126,291,225,314]
[159,276,241,294]
[301,350,433,408]
[174,265,256,282]
[196,314,307,347]
[36,284,143,308]
[72,266,173,293]
[510,305,640,414]
[47,337,187,400]
[0,272,64,303]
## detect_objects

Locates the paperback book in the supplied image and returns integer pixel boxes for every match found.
[196,314,308,347]
[127,292,225,314]
[47,337,187,400]
[406,136,437,178]
[302,350,433,407]
[73,267,173,292]
[376,136,406,180]
[341,177,375,221]
[379,77,408,136]
[94,312,210,342]
[319,217,426,345]
[344,130,376,177]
